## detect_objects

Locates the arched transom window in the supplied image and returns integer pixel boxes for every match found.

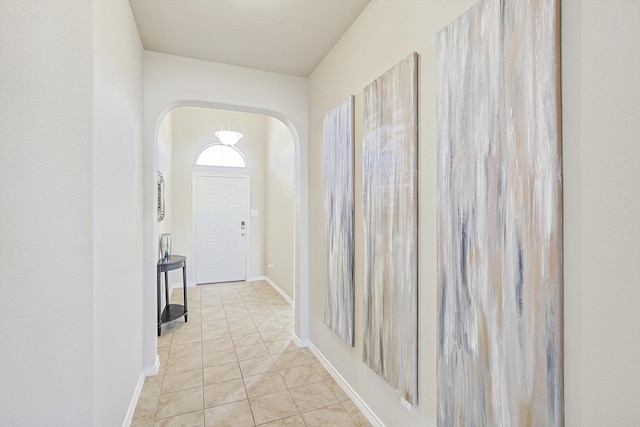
[195,144,247,168]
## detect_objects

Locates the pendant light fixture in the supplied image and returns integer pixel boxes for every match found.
[215,110,243,146]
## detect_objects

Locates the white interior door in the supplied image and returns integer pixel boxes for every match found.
[195,175,247,284]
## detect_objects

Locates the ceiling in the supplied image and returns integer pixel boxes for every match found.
[129,0,371,77]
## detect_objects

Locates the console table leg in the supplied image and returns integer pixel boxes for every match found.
[182,262,188,322]
[157,270,162,336]
[164,270,169,305]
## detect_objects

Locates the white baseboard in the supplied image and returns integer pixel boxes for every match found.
[309,342,385,427]
[248,275,295,307]
[170,281,196,292]
[292,333,309,348]
[122,371,145,427]
[143,355,160,377]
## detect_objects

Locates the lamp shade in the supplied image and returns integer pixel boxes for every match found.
[215,130,243,146]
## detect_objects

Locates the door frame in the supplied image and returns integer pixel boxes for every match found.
[192,168,251,285]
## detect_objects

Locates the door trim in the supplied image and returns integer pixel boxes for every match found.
[192,170,250,285]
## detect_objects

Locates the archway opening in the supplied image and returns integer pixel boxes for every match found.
[153,105,297,327]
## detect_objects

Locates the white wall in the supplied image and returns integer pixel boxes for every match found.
[156,111,174,307]
[265,117,295,299]
[169,107,267,281]
[0,1,145,425]
[92,2,144,426]
[157,110,173,245]
[562,1,640,425]
[0,2,95,425]
[308,0,640,426]
[143,52,310,370]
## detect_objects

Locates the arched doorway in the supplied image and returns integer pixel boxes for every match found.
[143,102,308,373]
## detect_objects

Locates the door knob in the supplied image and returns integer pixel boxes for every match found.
[241,232,245,237]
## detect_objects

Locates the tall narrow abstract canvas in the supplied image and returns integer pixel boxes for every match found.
[323,96,355,346]
[362,53,418,405]
[436,1,563,426]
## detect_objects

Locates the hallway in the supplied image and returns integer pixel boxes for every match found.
[132,281,370,426]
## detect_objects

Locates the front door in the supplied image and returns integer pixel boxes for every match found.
[195,175,248,284]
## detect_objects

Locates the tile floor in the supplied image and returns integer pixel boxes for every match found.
[132,280,372,427]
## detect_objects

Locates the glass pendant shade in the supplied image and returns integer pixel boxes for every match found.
[215,129,243,146]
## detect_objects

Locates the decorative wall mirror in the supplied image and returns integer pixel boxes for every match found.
[157,170,165,222]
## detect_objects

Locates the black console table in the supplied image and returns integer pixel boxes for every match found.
[157,255,188,336]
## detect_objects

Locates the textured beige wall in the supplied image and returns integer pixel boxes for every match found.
[265,117,295,300]
[156,111,173,251]
[0,3,95,424]
[562,1,640,425]
[0,1,145,425]
[308,0,640,426]
[92,2,145,425]
[155,112,174,300]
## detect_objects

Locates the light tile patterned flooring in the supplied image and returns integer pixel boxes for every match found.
[132,280,371,427]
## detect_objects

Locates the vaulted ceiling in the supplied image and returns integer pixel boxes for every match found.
[129,0,370,77]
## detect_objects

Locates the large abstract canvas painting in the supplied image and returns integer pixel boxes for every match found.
[436,0,563,426]
[323,96,355,346]
[362,53,418,405]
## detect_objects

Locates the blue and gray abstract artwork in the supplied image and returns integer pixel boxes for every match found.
[323,96,355,346]
[436,0,563,426]
[362,53,419,406]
